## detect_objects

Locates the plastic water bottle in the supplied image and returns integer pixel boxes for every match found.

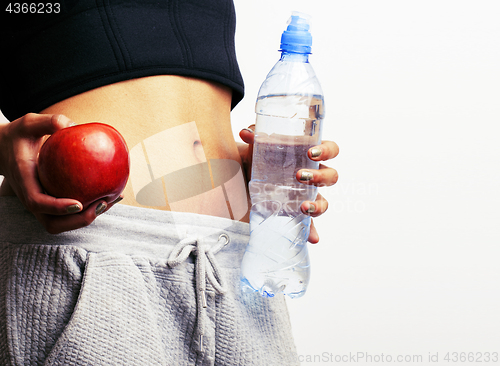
[240,12,324,298]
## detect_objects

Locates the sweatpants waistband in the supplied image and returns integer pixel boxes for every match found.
[0,197,250,268]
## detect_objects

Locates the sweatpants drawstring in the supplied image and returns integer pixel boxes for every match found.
[167,233,230,352]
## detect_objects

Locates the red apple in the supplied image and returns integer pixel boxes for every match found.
[37,122,130,209]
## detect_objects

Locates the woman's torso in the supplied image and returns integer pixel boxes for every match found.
[1,76,250,223]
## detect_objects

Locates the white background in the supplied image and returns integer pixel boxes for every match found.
[232,0,500,365]
[2,1,500,364]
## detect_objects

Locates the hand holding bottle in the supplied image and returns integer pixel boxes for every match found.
[238,126,338,243]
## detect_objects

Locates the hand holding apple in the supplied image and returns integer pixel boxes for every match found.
[37,122,130,209]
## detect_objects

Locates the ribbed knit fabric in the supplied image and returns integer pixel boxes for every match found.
[0,0,245,121]
[0,197,299,366]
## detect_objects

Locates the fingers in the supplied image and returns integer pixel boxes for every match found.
[303,195,327,243]
[300,193,328,218]
[307,140,339,161]
[100,195,124,214]
[4,112,82,217]
[300,140,339,187]
[297,164,338,187]
[2,112,121,234]
[239,128,339,160]
[238,131,339,188]
[308,219,320,244]
[35,199,108,235]
[35,194,125,234]
[35,195,124,235]
[24,192,83,216]
[12,157,81,213]
[19,113,74,138]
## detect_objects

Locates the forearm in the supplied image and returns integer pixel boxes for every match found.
[0,121,10,176]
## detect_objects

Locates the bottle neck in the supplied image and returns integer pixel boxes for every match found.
[280,51,309,63]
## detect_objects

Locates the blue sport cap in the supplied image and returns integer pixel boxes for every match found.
[280,11,312,54]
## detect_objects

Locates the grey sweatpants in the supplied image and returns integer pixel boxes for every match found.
[0,197,299,366]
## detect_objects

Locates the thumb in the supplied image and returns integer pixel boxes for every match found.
[238,125,255,181]
[239,125,255,145]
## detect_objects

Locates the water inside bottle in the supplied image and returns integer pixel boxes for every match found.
[240,94,324,298]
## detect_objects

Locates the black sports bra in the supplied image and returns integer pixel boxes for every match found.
[0,0,244,121]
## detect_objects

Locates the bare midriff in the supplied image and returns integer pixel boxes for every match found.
[2,75,250,223]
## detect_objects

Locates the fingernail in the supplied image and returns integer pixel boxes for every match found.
[307,203,316,214]
[300,171,314,181]
[95,202,107,216]
[111,196,123,205]
[242,128,254,134]
[66,204,81,214]
[310,147,322,158]
[69,122,77,127]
